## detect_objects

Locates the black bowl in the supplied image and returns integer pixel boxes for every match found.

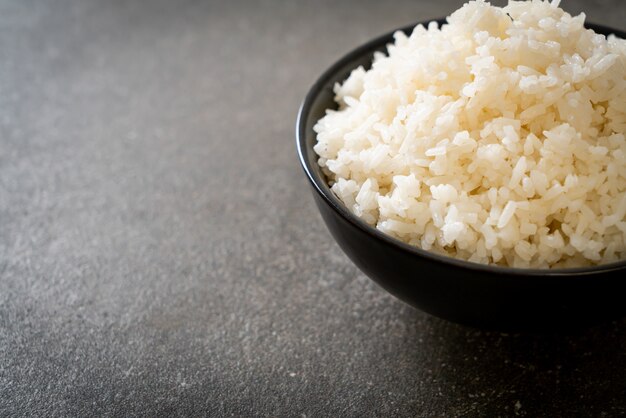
[296,19,626,330]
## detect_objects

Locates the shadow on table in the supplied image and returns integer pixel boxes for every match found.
[409,313,626,415]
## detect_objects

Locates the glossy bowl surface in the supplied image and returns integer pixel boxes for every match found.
[296,19,626,330]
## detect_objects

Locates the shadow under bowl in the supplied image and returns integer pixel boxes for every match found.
[296,19,626,331]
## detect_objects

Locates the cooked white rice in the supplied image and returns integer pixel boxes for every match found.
[314,0,626,268]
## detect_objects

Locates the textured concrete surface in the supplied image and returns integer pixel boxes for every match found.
[1,0,625,416]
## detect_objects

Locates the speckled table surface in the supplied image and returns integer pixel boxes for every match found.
[1,0,625,416]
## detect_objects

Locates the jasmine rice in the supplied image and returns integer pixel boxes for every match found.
[313,0,626,268]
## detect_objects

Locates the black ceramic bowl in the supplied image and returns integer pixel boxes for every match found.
[296,19,626,330]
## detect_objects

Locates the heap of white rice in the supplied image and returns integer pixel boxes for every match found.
[314,0,626,268]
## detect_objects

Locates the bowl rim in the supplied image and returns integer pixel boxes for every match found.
[296,18,626,277]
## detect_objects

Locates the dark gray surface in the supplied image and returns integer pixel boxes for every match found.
[1,0,625,416]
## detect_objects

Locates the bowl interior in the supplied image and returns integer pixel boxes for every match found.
[297,19,626,276]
